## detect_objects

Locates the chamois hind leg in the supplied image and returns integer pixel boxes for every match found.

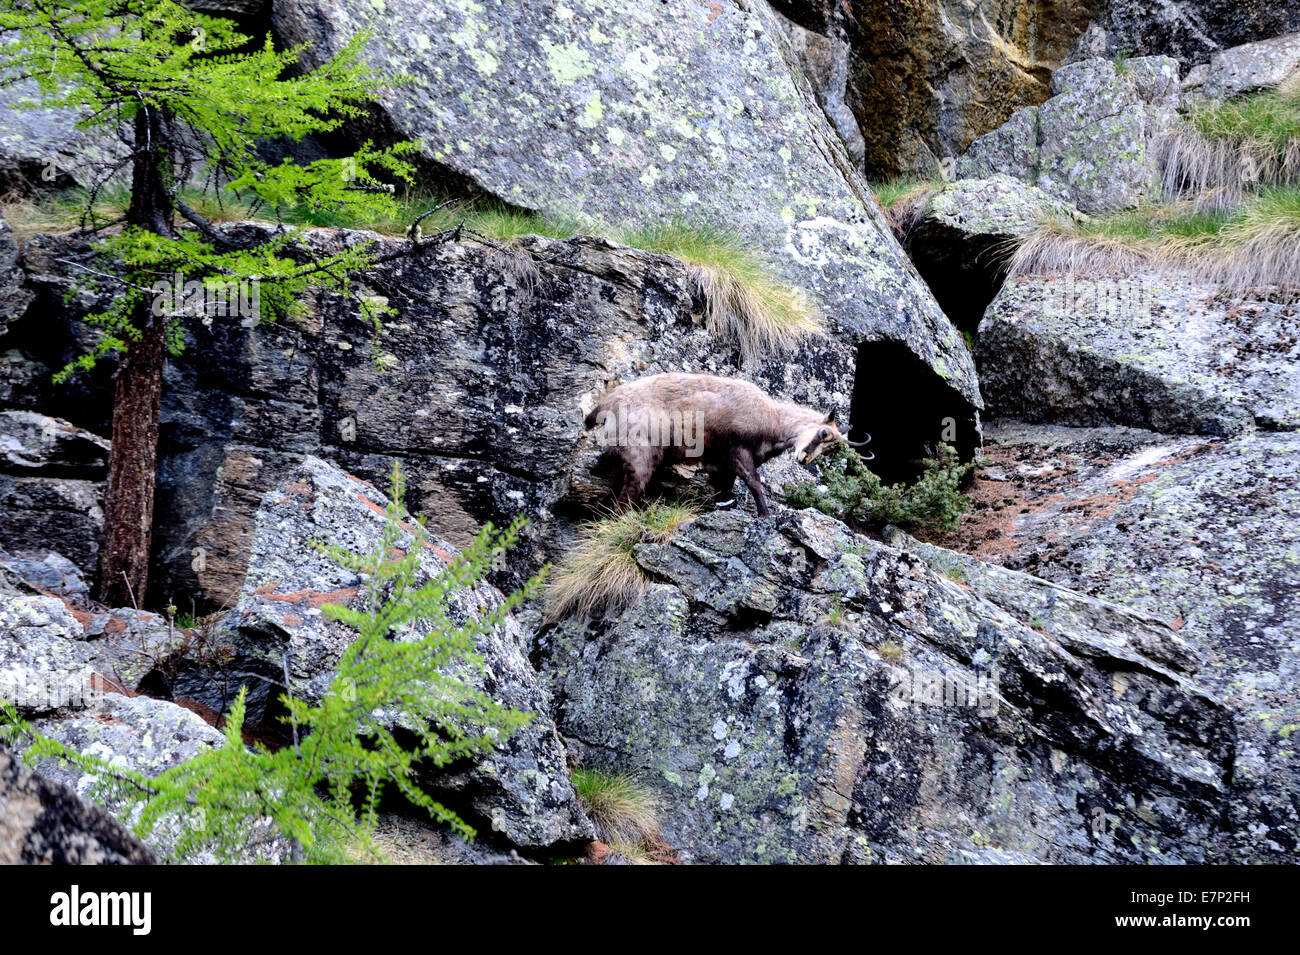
[729,446,770,517]
[706,463,738,509]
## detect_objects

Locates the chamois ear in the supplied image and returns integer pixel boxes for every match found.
[823,410,836,425]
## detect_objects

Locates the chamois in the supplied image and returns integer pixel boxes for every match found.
[583,372,871,516]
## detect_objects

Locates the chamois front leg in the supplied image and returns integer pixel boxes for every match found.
[615,446,661,511]
[729,446,770,517]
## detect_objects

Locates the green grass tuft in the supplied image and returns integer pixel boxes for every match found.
[1009,184,1300,298]
[570,768,663,855]
[544,502,698,622]
[871,177,944,239]
[1159,79,1300,207]
[618,219,819,364]
[872,177,943,210]
[1191,78,1300,151]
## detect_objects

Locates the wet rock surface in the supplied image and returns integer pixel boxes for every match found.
[0,411,108,576]
[1070,0,1300,70]
[0,222,971,608]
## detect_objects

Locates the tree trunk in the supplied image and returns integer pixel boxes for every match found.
[97,107,174,607]
[98,305,166,607]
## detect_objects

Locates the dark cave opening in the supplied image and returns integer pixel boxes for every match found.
[848,340,981,485]
[906,226,1014,340]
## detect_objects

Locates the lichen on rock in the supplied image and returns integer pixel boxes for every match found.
[540,507,1236,864]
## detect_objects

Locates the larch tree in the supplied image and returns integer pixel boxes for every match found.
[0,0,445,606]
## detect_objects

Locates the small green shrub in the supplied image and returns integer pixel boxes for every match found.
[784,444,972,534]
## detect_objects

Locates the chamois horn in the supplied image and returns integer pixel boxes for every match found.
[845,431,874,459]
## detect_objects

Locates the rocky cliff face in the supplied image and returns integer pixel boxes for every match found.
[1,1,1298,866]
[0,411,107,577]
[542,508,1234,863]
[836,0,1098,179]
[940,423,1300,861]
[978,273,1300,435]
[0,219,978,609]
[958,55,1182,214]
[1071,0,1300,69]
[0,456,595,860]
[271,0,980,411]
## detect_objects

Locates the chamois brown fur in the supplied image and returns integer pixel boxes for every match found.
[583,372,867,516]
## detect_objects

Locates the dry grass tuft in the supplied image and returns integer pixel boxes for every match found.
[872,177,944,241]
[1014,79,1300,298]
[1158,78,1300,206]
[1008,213,1164,278]
[619,220,820,365]
[1008,186,1300,299]
[1156,128,1300,209]
[1210,187,1300,293]
[544,501,698,623]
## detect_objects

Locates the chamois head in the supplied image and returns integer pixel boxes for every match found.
[793,411,873,465]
